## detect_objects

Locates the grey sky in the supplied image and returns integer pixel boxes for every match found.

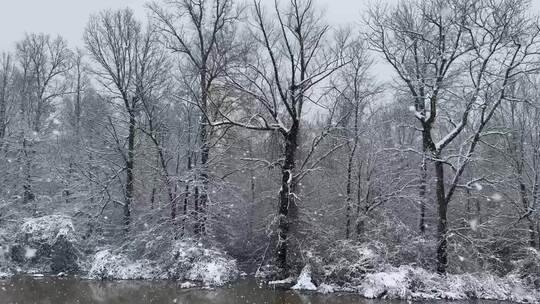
[0,0,370,51]
[0,0,538,75]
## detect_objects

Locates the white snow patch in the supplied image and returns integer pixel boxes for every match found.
[180,281,198,289]
[20,215,76,245]
[87,250,157,280]
[317,283,336,294]
[491,193,503,201]
[357,266,540,303]
[187,259,235,286]
[268,277,295,285]
[291,265,317,291]
[469,218,479,231]
[24,247,37,259]
[87,241,239,286]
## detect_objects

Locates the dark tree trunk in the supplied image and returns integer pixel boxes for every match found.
[182,152,192,238]
[196,64,210,237]
[435,157,448,274]
[419,147,427,234]
[22,137,34,204]
[199,137,209,236]
[124,109,136,231]
[276,122,299,274]
[346,102,359,239]
[194,185,200,235]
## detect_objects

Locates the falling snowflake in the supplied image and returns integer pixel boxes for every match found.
[469,218,478,231]
[491,193,503,201]
[25,247,37,259]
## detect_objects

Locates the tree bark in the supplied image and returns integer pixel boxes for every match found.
[435,156,448,274]
[124,107,136,231]
[276,122,299,274]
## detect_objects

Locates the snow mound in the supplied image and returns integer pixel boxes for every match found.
[317,283,336,294]
[511,247,540,288]
[12,215,80,273]
[187,255,238,286]
[162,241,239,286]
[87,241,239,286]
[291,265,317,291]
[359,265,540,303]
[87,250,158,280]
[313,240,384,285]
[20,215,76,244]
[0,271,11,278]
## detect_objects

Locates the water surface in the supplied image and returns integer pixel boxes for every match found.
[0,277,513,304]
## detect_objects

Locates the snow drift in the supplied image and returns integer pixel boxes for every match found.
[10,215,80,273]
[358,265,539,303]
[87,240,239,286]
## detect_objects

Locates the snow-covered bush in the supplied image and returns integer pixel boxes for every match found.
[311,240,385,285]
[160,241,239,286]
[358,265,540,303]
[87,249,158,280]
[510,247,540,288]
[11,214,80,273]
[19,214,76,244]
[87,240,239,286]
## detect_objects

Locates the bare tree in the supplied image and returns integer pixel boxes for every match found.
[85,8,143,231]
[15,33,72,205]
[330,29,380,239]
[149,0,241,236]
[0,52,15,141]
[368,0,540,273]
[211,0,346,275]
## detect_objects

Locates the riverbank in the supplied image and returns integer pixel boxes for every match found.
[1,276,537,304]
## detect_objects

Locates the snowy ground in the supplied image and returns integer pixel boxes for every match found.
[86,241,239,286]
[287,264,539,303]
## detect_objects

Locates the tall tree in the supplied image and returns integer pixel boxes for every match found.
[15,33,72,205]
[85,8,144,231]
[368,0,540,273]
[214,0,346,275]
[149,0,241,236]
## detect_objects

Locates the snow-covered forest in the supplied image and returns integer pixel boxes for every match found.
[0,0,539,302]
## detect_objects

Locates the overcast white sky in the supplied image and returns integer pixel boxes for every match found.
[0,0,372,51]
[1,0,539,83]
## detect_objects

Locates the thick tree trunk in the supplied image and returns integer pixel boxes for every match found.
[435,157,448,274]
[22,137,34,204]
[197,67,209,237]
[199,136,209,236]
[346,101,360,239]
[194,185,200,235]
[124,109,136,231]
[181,153,191,238]
[419,146,427,234]
[276,123,299,274]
